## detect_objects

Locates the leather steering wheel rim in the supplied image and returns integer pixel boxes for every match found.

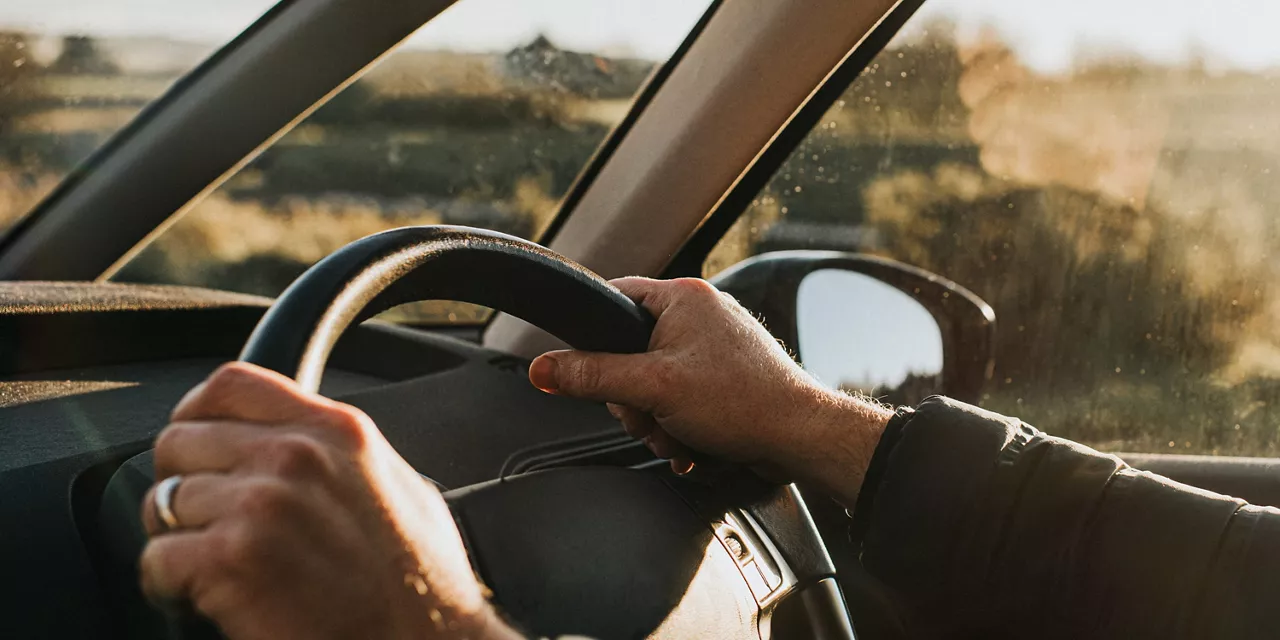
[238,225,655,391]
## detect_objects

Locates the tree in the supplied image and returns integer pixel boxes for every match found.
[49,35,120,76]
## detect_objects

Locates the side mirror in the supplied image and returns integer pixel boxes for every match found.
[710,251,995,405]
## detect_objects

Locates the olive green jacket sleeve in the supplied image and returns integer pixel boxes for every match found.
[851,396,1280,639]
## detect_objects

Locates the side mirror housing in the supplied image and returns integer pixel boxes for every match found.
[710,251,996,405]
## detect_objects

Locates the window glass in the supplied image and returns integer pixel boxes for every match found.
[0,0,277,234]
[707,0,1280,455]
[113,0,713,324]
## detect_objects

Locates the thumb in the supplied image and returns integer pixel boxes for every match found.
[529,350,660,410]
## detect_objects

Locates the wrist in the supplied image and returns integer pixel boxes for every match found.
[784,388,893,508]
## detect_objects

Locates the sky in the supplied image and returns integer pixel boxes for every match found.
[0,0,714,61]
[796,270,944,391]
[2,0,1280,69]
[922,0,1280,72]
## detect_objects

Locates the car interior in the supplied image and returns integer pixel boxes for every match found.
[3,0,1280,638]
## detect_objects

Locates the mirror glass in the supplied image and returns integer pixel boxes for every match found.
[797,269,944,405]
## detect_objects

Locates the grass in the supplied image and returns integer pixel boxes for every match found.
[985,375,1280,457]
[117,174,560,324]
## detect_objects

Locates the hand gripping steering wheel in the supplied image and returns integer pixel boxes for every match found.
[98,226,858,639]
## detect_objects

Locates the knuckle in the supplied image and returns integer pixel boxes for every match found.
[154,422,198,459]
[215,522,268,571]
[261,433,331,479]
[332,404,373,445]
[140,539,200,603]
[205,362,258,394]
[569,355,602,396]
[671,277,719,300]
[718,290,742,307]
[137,542,168,589]
[236,479,296,520]
[323,404,375,450]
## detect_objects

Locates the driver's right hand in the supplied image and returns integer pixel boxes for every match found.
[528,277,892,506]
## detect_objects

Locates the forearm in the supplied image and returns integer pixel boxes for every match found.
[778,389,893,509]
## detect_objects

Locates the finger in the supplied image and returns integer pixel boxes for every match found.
[139,529,210,604]
[154,421,272,478]
[614,405,658,439]
[611,277,723,319]
[172,362,326,424]
[528,350,664,409]
[643,427,691,461]
[142,473,263,536]
[670,457,695,476]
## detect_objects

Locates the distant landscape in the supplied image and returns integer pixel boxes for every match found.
[709,22,1280,456]
[0,31,648,322]
[4,23,1280,454]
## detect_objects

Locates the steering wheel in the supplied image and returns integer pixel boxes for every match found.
[96,226,857,639]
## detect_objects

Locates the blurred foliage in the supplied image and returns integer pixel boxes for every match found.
[109,39,632,307]
[7,20,1280,455]
[0,34,628,323]
[718,20,1280,455]
[0,32,38,134]
[867,165,1261,392]
[49,36,120,76]
[309,81,577,131]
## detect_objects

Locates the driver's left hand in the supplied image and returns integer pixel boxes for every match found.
[139,362,520,640]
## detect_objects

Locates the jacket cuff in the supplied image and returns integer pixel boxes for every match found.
[848,403,916,550]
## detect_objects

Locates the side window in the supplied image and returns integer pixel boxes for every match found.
[707,4,1280,456]
[113,0,712,324]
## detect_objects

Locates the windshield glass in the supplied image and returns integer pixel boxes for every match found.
[107,0,712,324]
[707,0,1280,455]
[0,0,279,233]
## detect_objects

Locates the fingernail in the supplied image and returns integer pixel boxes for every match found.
[606,403,624,419]
[528,356,560,393]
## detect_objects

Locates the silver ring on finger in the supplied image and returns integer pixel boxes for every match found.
[154,474,185,532]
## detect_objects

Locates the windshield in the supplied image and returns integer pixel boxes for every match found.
[0,0,711,242]
[706,0,1280,455]
[0,0,278,233]
[102,0,712,325]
